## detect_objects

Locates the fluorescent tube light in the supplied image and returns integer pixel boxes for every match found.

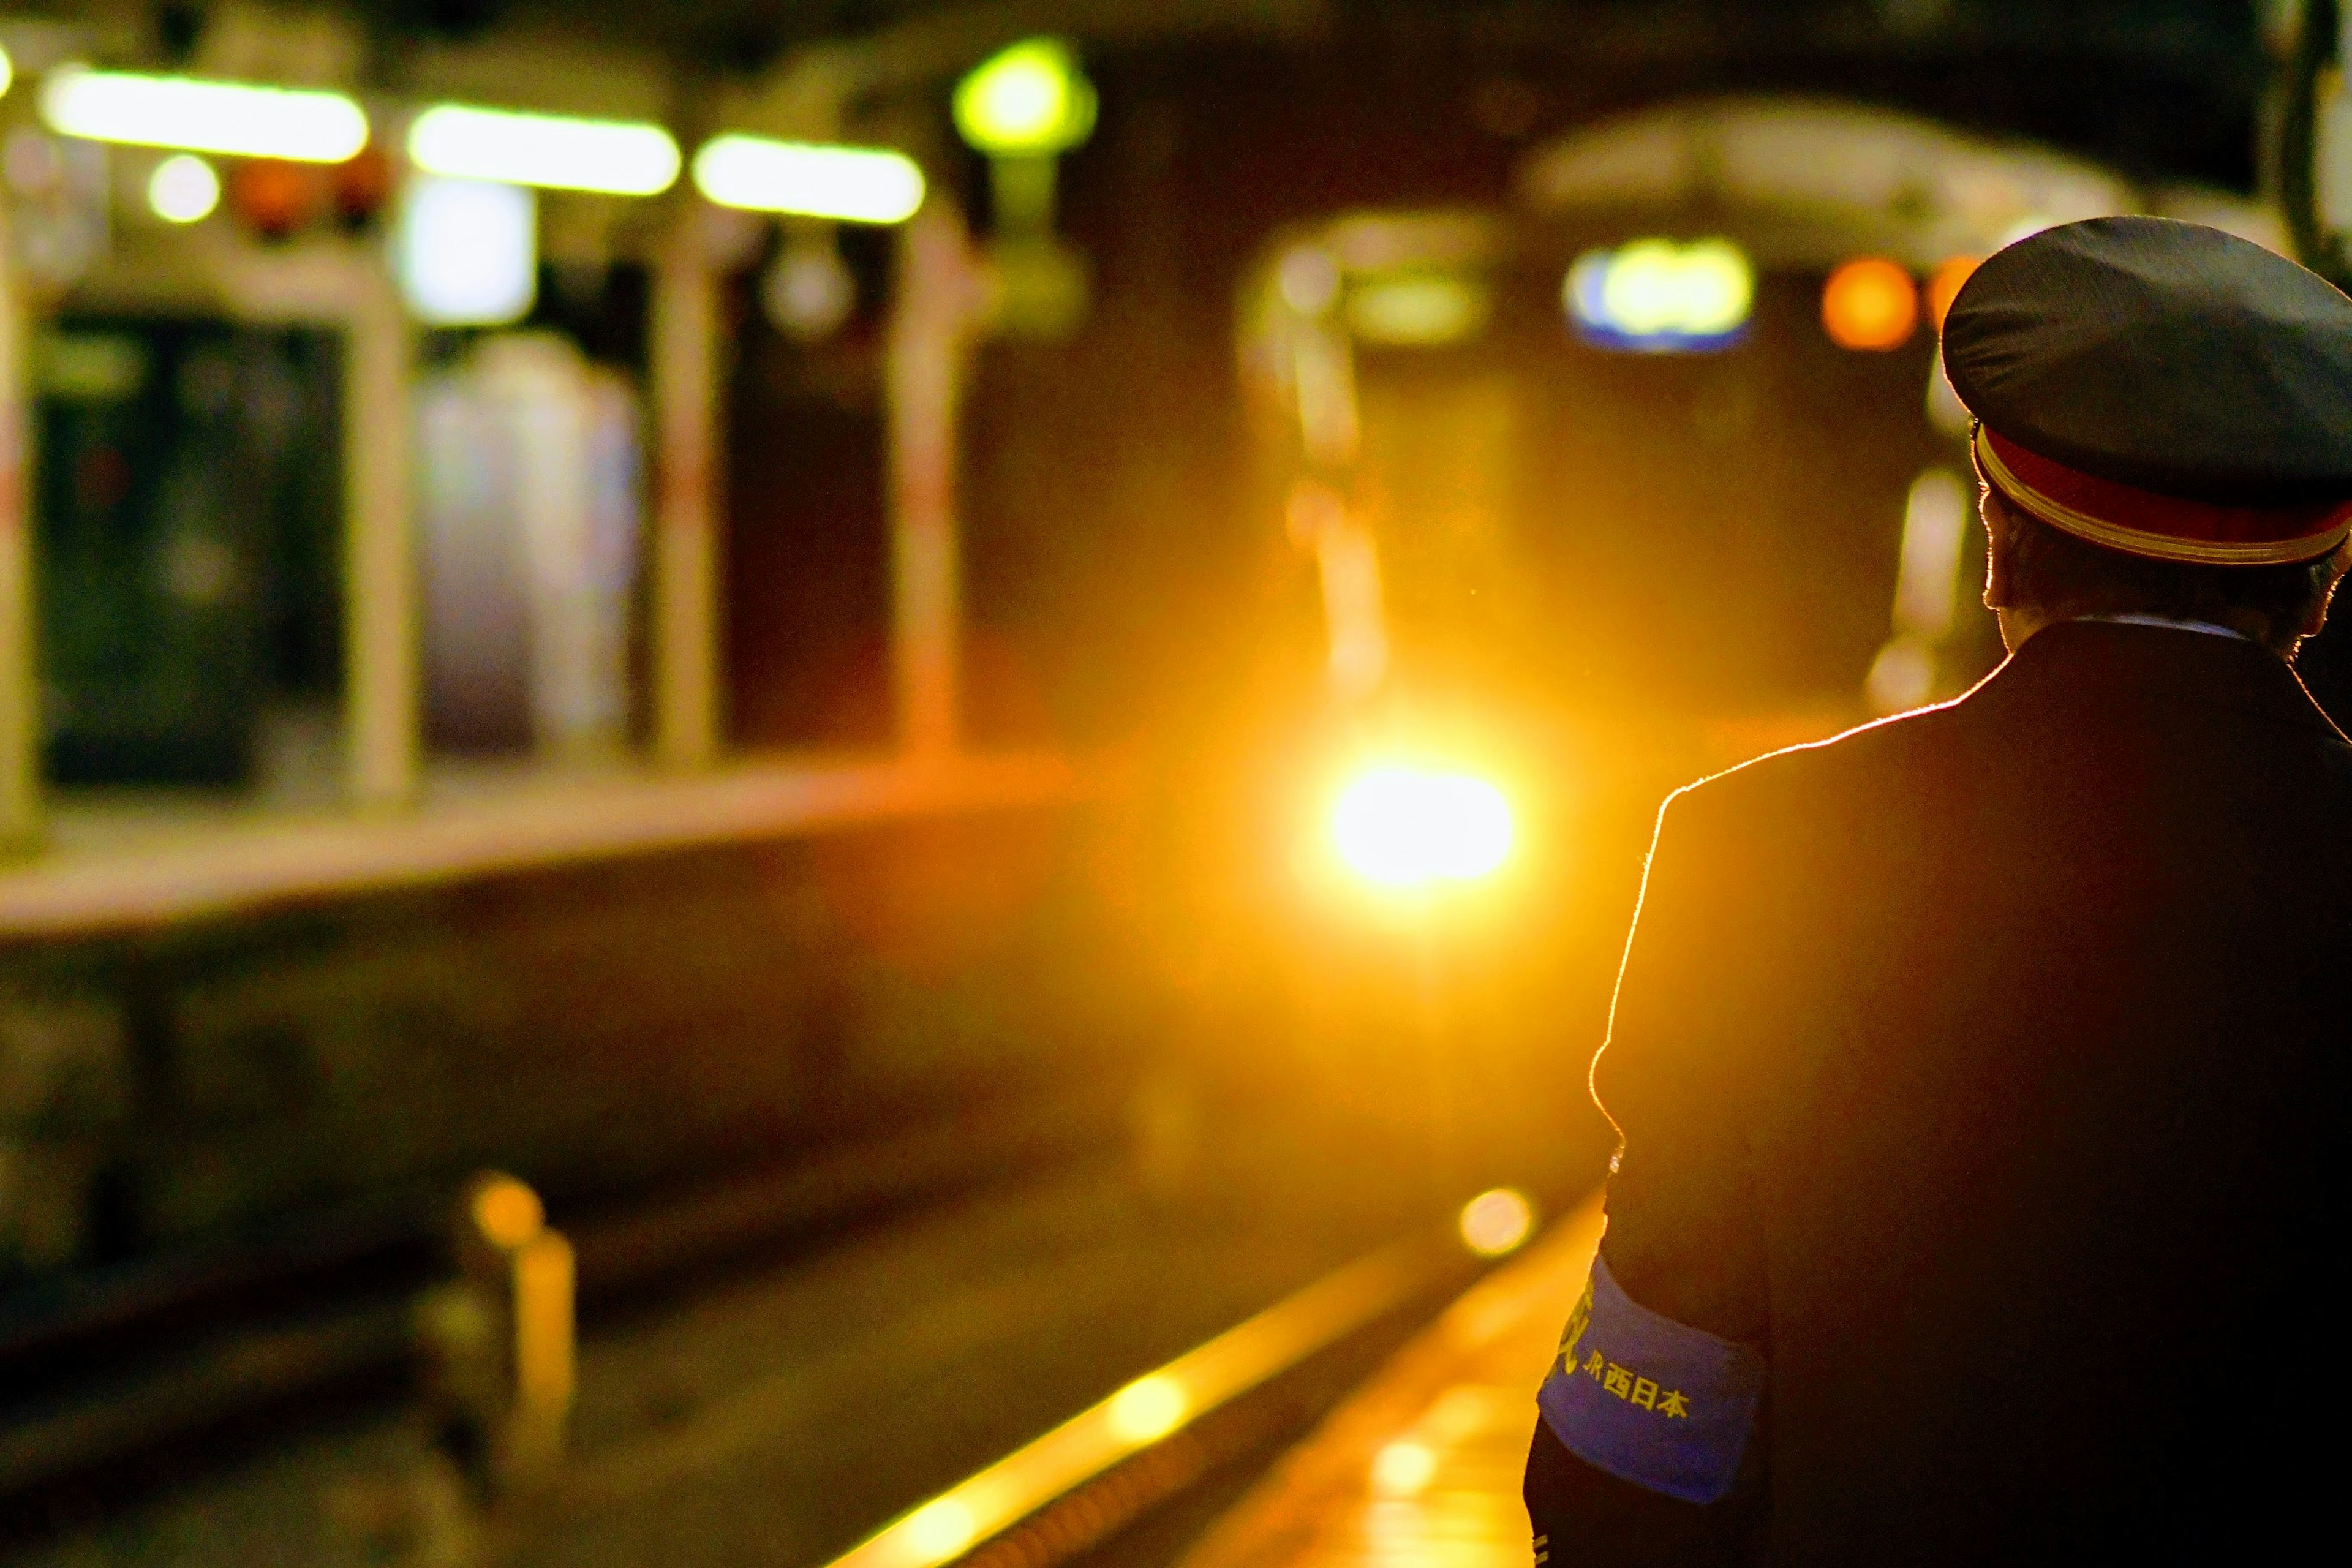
[39,67,369,163]
[407,104,679,197]
[691,135,925,224]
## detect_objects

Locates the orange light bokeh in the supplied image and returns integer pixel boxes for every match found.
[228,158,316,239]
[1926,255,1981,332]
[1822,257,1918,351]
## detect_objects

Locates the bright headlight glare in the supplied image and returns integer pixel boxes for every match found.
[1332,766,1515,889]
[692,134,925,224]
[407,103,679,196]
[40,67,368,162]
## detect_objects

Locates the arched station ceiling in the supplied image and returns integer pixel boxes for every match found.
[1516,96,2285,269]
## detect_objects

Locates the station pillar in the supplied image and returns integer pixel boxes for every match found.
[345,253,421,809]
[0,190,39,850]
[887,199,987,760]
[652,200,725,771]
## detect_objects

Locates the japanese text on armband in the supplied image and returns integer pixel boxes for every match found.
[1536,1250,1765,1505]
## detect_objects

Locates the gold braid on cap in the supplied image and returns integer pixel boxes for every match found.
[1973,424,2352,567]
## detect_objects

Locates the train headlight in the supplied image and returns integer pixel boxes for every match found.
[1330,764,1515,890]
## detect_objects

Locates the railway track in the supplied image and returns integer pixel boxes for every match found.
[0,1085,1129,1535]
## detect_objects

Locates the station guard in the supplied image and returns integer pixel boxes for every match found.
[1525,217,2352,1564]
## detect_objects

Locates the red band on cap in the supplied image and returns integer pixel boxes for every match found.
[1977,427,2352,565]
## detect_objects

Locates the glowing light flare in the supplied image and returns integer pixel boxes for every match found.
[1373,1441,1439,1496]
[1926,255,1980,331]
[470,1175,545,1249]
[899,1498,978,1563]
[397,176,536,326]
[407,104,679,196]
[953,37,1097,157]
[1346,274,1491,346]
[0,45,14,100]
[39,67,368,163]
[1332,766,1515,890]
[1458,1187,1535,1257]
[1105,1374,1189,1443]
[692,134,924,223]
[148,153,221,223]
[1567,238,1752,352]
[1823,257,1918,351]
[1868,636,1937,715]
[1276,244,1340,316]
[1894,469,1969,639]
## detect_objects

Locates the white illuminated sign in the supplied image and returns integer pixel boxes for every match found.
[407,104,679,197]
[691,135,925,224]
[398,176,536,327]
[1566,237,1754,352]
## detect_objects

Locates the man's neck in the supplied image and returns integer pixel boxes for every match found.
[1999,605,2281,654]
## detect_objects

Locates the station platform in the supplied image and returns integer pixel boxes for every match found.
[1175,1196,1602,1568]
[0,748,1085,939]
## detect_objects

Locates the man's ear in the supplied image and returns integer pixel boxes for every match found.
[2297,535,2352,639]
[1980,481,2016,610]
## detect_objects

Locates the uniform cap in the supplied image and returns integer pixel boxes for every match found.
[1942,216,2352,565]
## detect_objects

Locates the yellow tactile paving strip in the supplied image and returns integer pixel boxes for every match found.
[1177,1196,1604,1568]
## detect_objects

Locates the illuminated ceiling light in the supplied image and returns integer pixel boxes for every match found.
[691,134,924,224]
[407,104,679,197]
[1332,766,1515,890]
[0,44,14,100]
[397,176,536,327]
[39,67,368,163]
[148,153,221,223]
[953,37,1098,157]
[1822,257,1918,350]
[1458,1186,1535,1257]
[1346,274,1491,347]
[1925,255,1980,332]
[1566,237,1752,352]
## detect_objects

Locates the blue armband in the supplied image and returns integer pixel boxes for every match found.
[1536,1249,1765,1505]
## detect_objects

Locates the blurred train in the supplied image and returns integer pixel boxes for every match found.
[1120,98,2296,1181]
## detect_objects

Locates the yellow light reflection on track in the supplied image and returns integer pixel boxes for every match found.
[1104,1374,1189,1442]
[1373,1439,1439,1496]
[818,1241,1437,1568]
[1332,766,1514,889]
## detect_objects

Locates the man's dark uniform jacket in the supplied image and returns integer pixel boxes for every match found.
[1525,619,2352,1562]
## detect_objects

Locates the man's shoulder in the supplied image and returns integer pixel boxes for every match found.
[1666,698,1963,832]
